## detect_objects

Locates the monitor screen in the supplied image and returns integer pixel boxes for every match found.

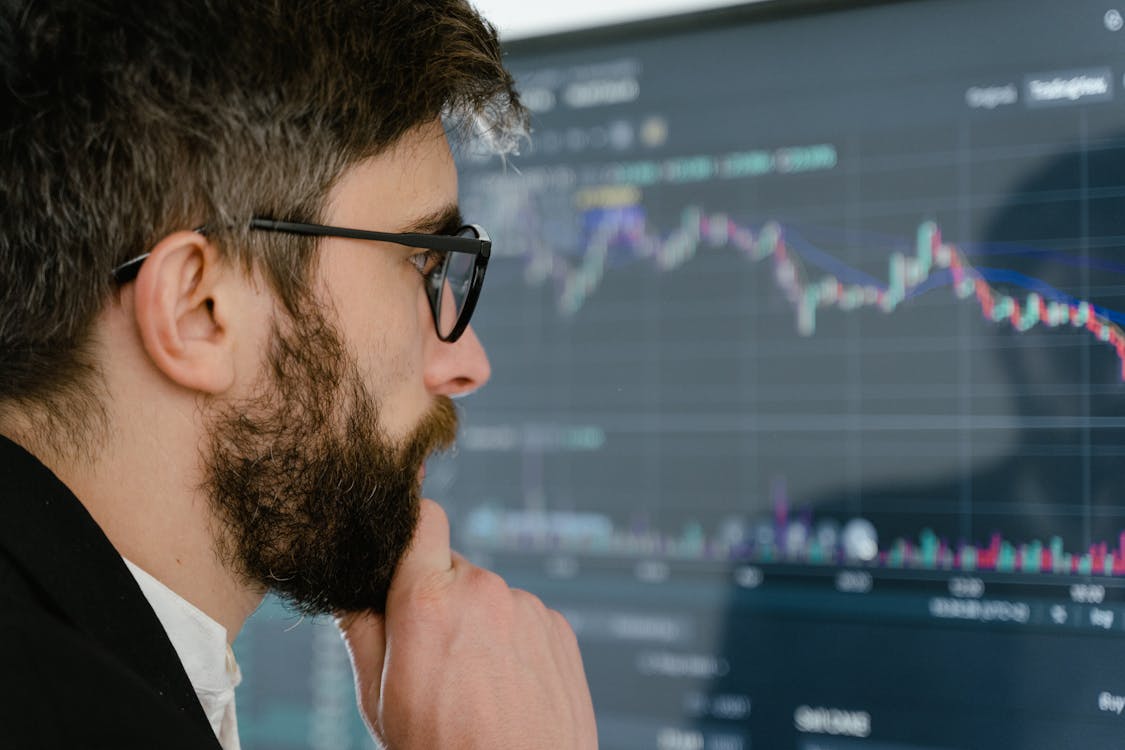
[234,1,1125,748]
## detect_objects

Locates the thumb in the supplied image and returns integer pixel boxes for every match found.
[337,610,387,719]
[390,498,454,588]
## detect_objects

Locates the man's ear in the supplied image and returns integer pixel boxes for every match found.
[131,231,237,394]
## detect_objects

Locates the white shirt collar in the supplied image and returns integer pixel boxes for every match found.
[123,558,242,750]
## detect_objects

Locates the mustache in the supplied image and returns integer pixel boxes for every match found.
[400,396,459,469]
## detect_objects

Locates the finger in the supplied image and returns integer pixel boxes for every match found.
[337,610,388,709]
[550,616,597,748]
[546,611,594,720]
[337,610,388,670]
[392,498,453,583]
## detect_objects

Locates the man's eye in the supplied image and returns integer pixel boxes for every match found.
[409,249,445,276]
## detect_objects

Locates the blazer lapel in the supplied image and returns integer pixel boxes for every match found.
[0,435,218,741]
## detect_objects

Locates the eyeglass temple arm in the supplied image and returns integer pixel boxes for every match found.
[250,218,489,256]
[112,220,491,283]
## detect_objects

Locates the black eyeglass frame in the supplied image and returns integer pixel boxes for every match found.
[112,217,492,343]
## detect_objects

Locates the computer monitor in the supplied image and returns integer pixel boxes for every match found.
[234,1,1125,748]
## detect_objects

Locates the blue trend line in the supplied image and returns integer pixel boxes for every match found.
[905,269,951,300]
[962,243,1125,276]
[783,232,885,288]
[905,267,1125,326]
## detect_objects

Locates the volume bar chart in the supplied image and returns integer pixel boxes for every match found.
[465,484,1125,578]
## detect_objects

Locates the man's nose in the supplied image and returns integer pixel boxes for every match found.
[423,323,491,397]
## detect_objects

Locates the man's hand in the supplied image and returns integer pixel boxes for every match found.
[338,499,598,749]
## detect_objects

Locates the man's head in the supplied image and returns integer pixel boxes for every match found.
[0,1,526,614]
[0,0,523,428]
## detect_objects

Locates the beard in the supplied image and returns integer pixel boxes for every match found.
[202,303,458,616]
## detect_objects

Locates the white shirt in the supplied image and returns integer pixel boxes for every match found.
[123,558,242,750]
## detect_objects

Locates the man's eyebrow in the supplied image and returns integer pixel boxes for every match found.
[402,204,463,235]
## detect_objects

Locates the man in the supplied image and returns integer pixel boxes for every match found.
[0,1,597,748]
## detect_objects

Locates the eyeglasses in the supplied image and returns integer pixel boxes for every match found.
[112,218,491,343]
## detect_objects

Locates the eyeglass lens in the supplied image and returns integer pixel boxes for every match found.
[428,225,480,339]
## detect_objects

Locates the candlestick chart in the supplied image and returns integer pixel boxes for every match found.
[520,204,1125,379]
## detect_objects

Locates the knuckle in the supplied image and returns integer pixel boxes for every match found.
[510,587,545,610]
[465,564,511,601]
[512,589,555,625]
[550,609,580,643]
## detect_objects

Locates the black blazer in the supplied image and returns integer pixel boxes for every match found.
[0,435,223,749]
